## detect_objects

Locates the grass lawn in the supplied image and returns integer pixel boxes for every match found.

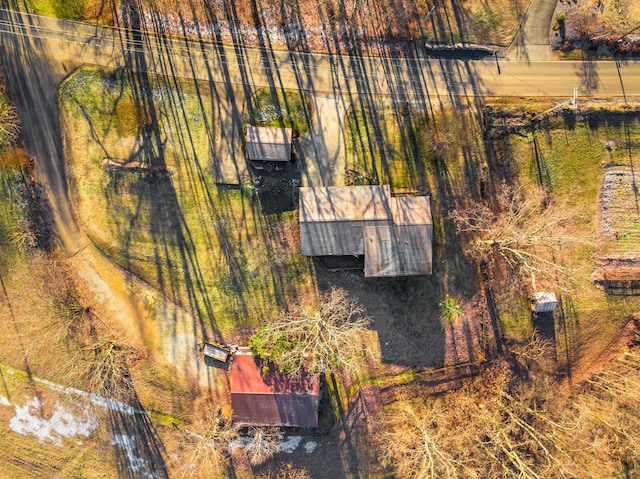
[60,68,315,338]
[345,107,483,192]
[245,88,312,136]
[506,109,640,374]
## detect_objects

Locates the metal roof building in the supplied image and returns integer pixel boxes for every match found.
[299,185,433,277]
[244,126,293,162]
[230,348,320,427]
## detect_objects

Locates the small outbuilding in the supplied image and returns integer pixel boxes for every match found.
[299,185,433,277]
[200,342,231,363]
[531,292,558,313]
[244,126,293,162]
[230,348,320,427]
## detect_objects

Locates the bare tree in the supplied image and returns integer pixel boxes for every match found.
[551,350,640,476]
[249,287,372,375]
[374,346,640,478]
[77,337,136,400]
[244,426,283,466]
[176,407,239,478]
[450,183,586,290]
[34,264,138,401]
[376,401,462,479]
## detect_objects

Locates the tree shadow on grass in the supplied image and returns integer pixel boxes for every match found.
[88,0,321,336]
[106,394,169,479]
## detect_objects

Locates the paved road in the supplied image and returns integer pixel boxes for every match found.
[0,21,88,257]
[1,7,640,252]
[508,0,559,61]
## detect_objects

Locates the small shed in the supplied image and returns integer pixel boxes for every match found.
[531,292,558,313]
[244,126,293,162]
[200,342,231,363]
[230,348,320,427]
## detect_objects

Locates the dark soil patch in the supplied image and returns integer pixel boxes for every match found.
[315,267,486,369]
[248,163,301,215]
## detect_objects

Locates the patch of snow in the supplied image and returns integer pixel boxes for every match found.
[8,398,98,446]
[111,434,162,479]
[88,394,141,415]
[0,395,10,407]
[34,377,142,415]
[228,436,251,452]
[229,434,307,455]
[278,435,302,453]
[304,440,317,453]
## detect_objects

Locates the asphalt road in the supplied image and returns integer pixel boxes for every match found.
[508,0,558,60]
[1,8,640,254]
[2,8,640,98]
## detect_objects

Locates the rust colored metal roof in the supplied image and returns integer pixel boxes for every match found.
[244,126,293,162]
[299,186,433,277]
[231,349,320,427]
[299,185,393,223]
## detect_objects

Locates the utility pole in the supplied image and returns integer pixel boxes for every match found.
[613,25,639,104]
[531,88,578,122]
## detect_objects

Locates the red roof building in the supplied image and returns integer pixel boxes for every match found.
[230,348,321,427]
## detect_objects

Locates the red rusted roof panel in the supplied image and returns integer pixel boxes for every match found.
[230,350,320,427]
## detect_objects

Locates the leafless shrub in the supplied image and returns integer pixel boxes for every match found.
[256,463,313,479]
[512,333,555,363]
[0,147,32,174]
[176,407,239,478]
[245,426,283,466]
[0,94,20,150]
[33,264,94,348]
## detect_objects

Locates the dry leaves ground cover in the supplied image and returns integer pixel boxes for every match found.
[553,0,640,55]
[19,0,529,53]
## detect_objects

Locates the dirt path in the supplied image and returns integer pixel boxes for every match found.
[70,245,228,393]
[298,95,349,187]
